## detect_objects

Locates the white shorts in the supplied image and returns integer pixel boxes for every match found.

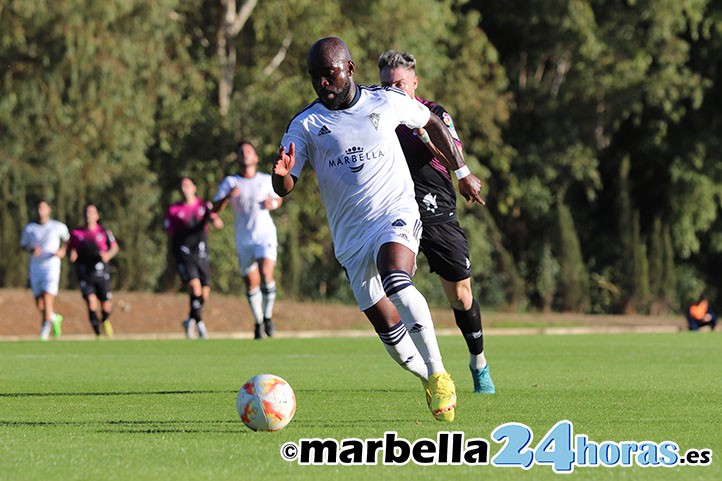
[341,213,422,311]
[29,263,61,297]
[237,241,278,276]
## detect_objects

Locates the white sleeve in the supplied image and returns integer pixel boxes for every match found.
[385,88,431,129]
[213,176,233,202]
[20,225,31,249]
[59,223,70,243]
[281,120,309,180]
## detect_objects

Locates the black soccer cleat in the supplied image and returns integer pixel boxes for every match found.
[263,318,275,338]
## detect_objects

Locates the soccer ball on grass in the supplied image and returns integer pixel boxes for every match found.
[236,374,296,431]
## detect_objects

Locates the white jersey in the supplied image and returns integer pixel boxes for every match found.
[213,172,280,250]
[280,85,431,263]
[20,219,70,273]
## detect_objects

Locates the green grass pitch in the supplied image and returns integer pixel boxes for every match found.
[1,333,720,481]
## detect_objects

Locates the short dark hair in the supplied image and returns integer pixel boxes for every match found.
[236,140,255,153]
[378,50,416,72]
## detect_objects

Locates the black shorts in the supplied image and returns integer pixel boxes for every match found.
[77,263,112,301]
[419,219,471,282]
[176,253,211,286]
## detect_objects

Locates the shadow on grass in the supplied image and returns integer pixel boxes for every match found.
[0,388,412,398]
[0,419,245,434]
[0,418,406,433]
[0,390,235,397]
[0,388,425,432]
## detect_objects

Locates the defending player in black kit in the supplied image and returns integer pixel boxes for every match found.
[379,50,496,394]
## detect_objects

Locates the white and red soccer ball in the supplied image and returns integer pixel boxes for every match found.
[236,374,296,431]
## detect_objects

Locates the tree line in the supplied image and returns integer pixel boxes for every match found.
[2,0,721,314]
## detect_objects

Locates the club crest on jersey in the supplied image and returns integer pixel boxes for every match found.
[368,112,380,130]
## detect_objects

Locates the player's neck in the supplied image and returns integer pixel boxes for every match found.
[240,167,256,178]
[86,221,98,230]
[183,196,196,205]
[338,84,359,110]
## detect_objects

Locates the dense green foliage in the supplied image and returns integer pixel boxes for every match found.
[2,0,722,313]
[1,334,720,480]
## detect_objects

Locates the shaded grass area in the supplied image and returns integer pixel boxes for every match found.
[0,334,720,481]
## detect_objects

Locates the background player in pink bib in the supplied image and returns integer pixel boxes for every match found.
[68,203,120,337]
[164,177,224,339]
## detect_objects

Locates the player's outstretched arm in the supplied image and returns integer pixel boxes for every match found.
[272,144,297,197]
[211,186,239,213]
[424,115,485,206]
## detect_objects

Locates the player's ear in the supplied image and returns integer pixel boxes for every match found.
[347,60,355,77]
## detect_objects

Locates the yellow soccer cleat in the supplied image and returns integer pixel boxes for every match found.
[102,320,114,337]
[425,371,456,422]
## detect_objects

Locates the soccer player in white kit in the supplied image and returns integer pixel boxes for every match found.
[213,141,283,339]
[20,200,70,341]
[273,37,484,422]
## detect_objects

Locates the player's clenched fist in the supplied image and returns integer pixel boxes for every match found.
[458,173,485,206]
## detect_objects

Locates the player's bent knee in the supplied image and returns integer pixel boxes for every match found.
[381,270,413,298]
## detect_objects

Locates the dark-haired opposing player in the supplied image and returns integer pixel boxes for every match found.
[68,203,120,337]
[379,50,495,394]
[164,177,224,339]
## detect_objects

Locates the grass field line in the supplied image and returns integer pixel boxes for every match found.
[0,323,682,342]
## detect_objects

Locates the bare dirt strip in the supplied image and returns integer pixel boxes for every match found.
[0,288,689,341]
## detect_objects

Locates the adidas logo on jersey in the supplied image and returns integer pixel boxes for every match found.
[391,219,407,227]
[318,125,332,136]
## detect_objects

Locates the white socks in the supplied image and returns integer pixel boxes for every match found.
[246,287,263,325]
[261,281,276,319]
[470,352,488,370]
[382,270,445,376]
[376,321,428,380]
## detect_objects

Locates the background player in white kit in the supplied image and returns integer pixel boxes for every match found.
[273,37,484,422]
[213,141,282,339]
[20,200,70,341]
